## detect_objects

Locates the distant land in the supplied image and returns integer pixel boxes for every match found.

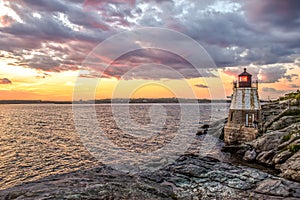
[0,98,270,104]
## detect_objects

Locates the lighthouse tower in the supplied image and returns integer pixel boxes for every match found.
[224,68,261,145]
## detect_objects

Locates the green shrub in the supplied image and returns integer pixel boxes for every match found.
[282,109,300,117]
[282,132,293,143]
[289,144,300,154]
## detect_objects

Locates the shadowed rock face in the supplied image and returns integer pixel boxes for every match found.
[1,154,299,200]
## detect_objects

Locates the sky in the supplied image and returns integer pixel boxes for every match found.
[0,0,300,101]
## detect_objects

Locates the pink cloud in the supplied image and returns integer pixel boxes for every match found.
[0,15,15,27]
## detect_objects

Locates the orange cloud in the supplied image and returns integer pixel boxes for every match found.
[0,15,15,26]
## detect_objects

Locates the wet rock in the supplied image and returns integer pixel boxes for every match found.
[280,151,300,182]
[243,149,257,161]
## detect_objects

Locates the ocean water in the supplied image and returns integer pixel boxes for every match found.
[0,103,229,190]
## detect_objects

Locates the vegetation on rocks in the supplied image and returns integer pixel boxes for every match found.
[282,109,300,117]
[278,90,300,102]
[282,132,293,143]
[289,144,300,154]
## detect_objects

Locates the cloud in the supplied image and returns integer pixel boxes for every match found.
[0,78,12,84]
[0,15,15,26]
[283,73,298,82]
[257,66,287,83]
[222,65,289,83]
[83,0,136,7]
[0,0,299,81]
[290,84,300,88]
[84,48,217,80]
[244,0,300,30]
[262,87,287,94]
[194,84,208,88]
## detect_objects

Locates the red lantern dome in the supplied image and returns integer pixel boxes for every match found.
[238,68,252,87]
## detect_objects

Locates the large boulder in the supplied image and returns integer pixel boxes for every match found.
[243,149,257,161]
[269,116,300,131]
[256,150,276,166]
[280,151,300,182]
[251,131,286,152]
[272,150,293,164]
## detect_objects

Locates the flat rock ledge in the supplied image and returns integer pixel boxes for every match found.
[1,154,300,200]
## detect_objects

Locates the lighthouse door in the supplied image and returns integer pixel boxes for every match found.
[249,114,252,127]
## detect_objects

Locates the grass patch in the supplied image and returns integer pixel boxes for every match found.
[282,109,300,117]
[289,144,300,154]
[282,132,293,143]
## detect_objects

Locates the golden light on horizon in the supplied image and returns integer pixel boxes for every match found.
[1,62,300,101]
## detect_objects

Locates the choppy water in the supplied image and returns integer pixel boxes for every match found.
[0,103,229,190]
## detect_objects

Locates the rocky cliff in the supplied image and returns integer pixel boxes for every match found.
[241,102,300,182]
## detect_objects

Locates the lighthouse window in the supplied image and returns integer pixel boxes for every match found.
[239,76,248,82]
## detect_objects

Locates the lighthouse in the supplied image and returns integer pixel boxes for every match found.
[224,68,261,145]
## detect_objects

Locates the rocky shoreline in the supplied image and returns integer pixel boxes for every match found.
[1,153,300,200]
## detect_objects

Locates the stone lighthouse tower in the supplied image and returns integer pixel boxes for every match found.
[224,68,261,145]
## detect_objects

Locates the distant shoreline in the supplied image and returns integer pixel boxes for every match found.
[0,98,270,104]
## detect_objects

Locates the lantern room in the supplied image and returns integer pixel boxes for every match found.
[238,68,252,87]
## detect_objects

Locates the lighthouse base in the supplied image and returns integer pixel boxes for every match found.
[224,125,258,145]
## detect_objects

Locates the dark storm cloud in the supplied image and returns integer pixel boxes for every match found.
[244,0,300,30]
[0,78,12,84]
